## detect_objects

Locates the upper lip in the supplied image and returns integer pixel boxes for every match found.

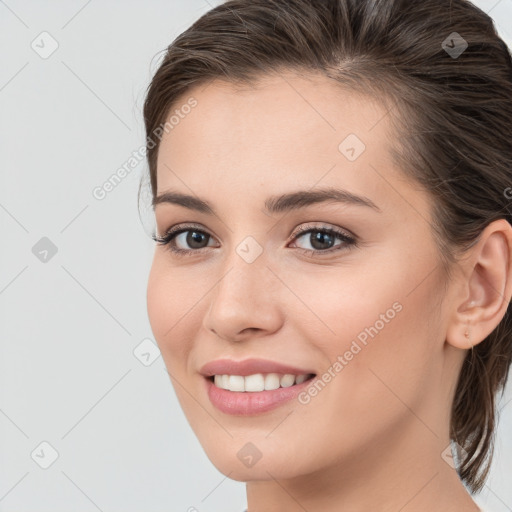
[199,358,316,377]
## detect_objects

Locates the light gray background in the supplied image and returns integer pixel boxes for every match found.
[0,1,511,511]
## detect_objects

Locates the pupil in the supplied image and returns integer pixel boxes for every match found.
[311,231,333,250]
[187,231,207,249]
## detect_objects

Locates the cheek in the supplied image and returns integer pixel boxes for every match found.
[281,262,406,355]
[286,256,439,405]
[289,247,436,353]
[344,289,440,439]
[146,255,198,363]
[147,257,172,342]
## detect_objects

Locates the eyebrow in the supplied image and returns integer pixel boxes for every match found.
[152,187,382,215]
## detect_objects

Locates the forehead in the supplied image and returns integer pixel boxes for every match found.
[155,71,422,218]
[159,71,391,155]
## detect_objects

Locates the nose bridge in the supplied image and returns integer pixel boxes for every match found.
[203,237,281,339]
[212,239,270,307]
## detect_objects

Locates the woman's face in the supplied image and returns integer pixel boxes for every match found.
[147,71,463,481]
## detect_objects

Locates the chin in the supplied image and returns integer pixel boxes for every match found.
[198,437,312,482]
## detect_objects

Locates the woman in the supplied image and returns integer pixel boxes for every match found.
[142,0,512,510]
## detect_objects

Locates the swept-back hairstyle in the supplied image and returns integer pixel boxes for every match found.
[142,0,512,493]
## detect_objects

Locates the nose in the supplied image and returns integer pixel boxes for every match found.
[202,249,284,342]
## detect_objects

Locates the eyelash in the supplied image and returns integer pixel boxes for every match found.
[152,222,358,258]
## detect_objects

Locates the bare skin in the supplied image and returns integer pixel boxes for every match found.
[146,70,512,512]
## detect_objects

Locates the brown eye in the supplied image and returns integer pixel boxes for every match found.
[298,230,338,250]
[290,225,356,255]
[152,224,218,255]
[176,230,211,249]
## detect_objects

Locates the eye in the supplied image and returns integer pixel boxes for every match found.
[288,224,357,255]
[152,224,218,256]
[152,222,357,257]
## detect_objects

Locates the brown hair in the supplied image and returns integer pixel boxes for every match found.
[142,0,512,493]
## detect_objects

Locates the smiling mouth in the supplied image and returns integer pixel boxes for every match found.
[207,373,316,392]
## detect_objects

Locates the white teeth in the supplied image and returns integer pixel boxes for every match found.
[212,373,312,392]
[280,374,295,388]
[229,375,245,392]
[264,373,280,390]
[245,373,265,392]
[295,374,308,384]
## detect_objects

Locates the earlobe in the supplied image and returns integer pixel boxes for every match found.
[445,219,512,350]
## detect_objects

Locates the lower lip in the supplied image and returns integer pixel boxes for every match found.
[204,376,316,415]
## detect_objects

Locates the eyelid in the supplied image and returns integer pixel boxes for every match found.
[158,222,210,238]
[289,222,356,242]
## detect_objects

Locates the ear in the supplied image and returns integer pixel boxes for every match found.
[446,219,512,350]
